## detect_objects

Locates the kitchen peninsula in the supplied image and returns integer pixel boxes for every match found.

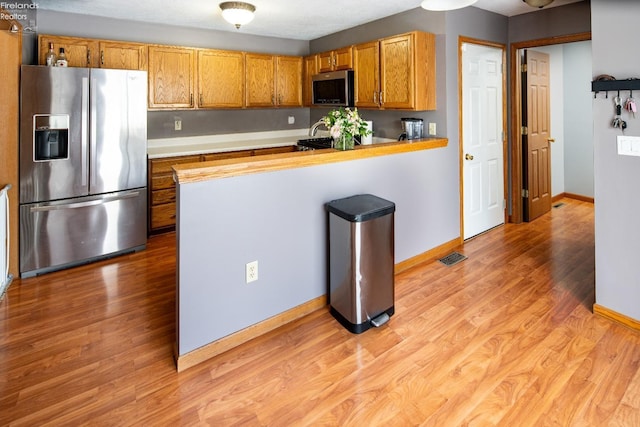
[172,138,451,371]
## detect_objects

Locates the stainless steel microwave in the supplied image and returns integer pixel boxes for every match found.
[312,69,354,107]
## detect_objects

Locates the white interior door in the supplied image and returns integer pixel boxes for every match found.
[462,42,505,240]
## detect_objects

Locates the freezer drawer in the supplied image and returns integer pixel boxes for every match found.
[20,189,147,277]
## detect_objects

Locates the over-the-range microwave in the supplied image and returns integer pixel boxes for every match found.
[312,69,354,107]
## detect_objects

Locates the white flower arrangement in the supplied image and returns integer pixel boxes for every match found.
[322,107,371,149]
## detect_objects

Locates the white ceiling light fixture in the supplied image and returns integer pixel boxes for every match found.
[522,0,554,8]
[420,0,478,11]
[219,1,256,29]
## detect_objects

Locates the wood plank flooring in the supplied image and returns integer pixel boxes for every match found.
[1,198,639,425]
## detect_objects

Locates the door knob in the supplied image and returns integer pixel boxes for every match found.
[547,138,555,143]
[465,153,474,161]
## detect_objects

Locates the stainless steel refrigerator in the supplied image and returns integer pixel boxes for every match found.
[19,65,148,278]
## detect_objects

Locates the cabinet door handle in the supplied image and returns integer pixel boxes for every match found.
[373,91,377,104]
[380,91,384,105]
[100,50,104,66]
[87,49,91,66]
[199,93,203,105]
[190,93,193,106]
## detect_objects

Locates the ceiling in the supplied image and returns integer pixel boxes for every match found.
[34,0,584,41]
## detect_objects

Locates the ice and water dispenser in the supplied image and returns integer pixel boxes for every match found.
[33,114,69,161]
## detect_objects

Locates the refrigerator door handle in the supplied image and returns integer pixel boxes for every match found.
[81,77,89,187]
[90,76,98,187]
[29,190,141,213]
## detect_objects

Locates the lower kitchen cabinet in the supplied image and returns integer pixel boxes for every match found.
[148,154,200,234]
[252,146,297,156]
[148,146,297,234]
[201,149,253,162]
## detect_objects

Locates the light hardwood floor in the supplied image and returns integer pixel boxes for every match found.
[1,198,639,425]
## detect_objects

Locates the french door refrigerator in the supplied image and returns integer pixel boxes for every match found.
[19,65,148,278]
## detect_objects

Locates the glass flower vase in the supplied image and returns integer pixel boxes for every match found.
[335,134,355,151]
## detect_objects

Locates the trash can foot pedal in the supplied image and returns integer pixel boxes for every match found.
[371,312,390,328]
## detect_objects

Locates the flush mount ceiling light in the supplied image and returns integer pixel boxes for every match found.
[420,0,478,11]
[219,1,256,29]
[522,0,554,8]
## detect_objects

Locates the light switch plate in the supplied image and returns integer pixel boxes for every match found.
[617,135,640,156]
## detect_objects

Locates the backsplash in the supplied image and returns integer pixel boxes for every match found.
[147,109,310,139]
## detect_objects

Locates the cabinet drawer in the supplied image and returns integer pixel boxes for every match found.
[151,174,176,191]
[151,188,175,206]
[253,146,296,156]
[150,155,201,175]
[201,150,253,162]
[151,203,176,229]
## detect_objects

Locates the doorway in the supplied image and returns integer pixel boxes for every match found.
[521,49,552,222]
[459,37,507,240]
[510,33,592,223]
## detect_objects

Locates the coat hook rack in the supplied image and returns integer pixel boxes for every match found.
[592,78,640,99]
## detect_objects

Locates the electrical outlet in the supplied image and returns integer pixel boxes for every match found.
[246,261,258,283]
[174,119,182,131]
[428,122,436,136]
[288,116,295,125]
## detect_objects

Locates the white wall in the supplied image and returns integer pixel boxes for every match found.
[563,41,593,198]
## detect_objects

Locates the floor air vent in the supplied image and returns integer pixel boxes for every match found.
[439,252,467,267]
[553,202,566,209]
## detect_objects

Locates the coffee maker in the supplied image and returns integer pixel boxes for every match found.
[399,118,424,140]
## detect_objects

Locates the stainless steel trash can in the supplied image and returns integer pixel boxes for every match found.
[326,194,395,334]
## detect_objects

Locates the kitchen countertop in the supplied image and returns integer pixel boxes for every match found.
[173,137,449,184]
[147,129,397,159]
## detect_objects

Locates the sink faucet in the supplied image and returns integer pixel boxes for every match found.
[309,119,328,137]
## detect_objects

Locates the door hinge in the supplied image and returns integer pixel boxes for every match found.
[521,63,527,73]
[522,189,529,198]
[521,126,528,136]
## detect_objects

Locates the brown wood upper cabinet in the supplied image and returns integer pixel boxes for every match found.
[277,56,303,107]
[245,54,302,108]
[318,46,353,72]
[302,55,318,106]
[39,35,147,70]
[148,46,196,109]
[198,49,244,108]
[99,41,148,70]
[353,41,380,109]
[354,31,436,111]
[39,35,99,68]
